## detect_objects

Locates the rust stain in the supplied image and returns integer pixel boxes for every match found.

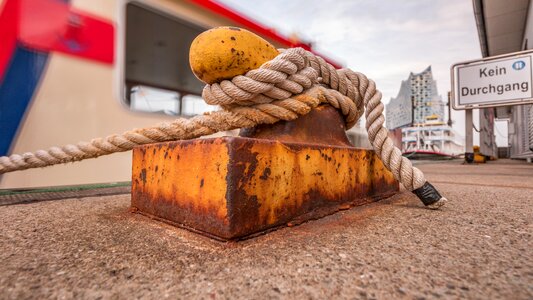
[226,138,397,238]
[132,138,230,237]
[132,137,398,240]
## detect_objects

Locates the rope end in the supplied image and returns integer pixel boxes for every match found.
[425,197,448,210]
[412,181,447,209]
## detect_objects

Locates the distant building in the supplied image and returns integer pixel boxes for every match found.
[386,66,463,157]
[386,66,444,130]
[401,116,465,158]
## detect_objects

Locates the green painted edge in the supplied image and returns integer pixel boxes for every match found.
[0,182,131,196]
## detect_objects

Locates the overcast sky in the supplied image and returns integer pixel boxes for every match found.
[218,0,508,145]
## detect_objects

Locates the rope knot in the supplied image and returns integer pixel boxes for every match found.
[202,48,316,107]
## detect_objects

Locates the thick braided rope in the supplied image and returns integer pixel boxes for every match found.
[203,48,424,191]
[0,48,430,195]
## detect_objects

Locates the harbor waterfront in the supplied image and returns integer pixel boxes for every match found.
[386,66,465,157]
[0,0,531,299]
[402,123,464,158]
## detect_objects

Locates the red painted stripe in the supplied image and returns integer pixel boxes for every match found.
[0,0,19,83]
[4,0,339,69]
[17,0,114,64]
[403,150,454,157]
[186,0,342,68]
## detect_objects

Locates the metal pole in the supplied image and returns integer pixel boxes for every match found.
[465,109,474,163]
[447,92,452,127]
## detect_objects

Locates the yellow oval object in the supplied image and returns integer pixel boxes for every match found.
[189,26,279,84]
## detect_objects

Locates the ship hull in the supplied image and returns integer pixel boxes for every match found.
[402,150,458,160]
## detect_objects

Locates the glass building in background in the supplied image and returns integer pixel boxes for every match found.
[386,66,444,130]
[385,67,463,157]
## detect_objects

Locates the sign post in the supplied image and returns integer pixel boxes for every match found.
[451,50,533,162]
[464,109,474,163]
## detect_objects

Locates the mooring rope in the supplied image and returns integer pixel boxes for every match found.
[0,48,447,208]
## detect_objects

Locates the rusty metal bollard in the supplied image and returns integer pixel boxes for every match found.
[130,27,400,240]
[131,104,398,240]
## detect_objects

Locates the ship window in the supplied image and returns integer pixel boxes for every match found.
[129,86,216,116]
[121,2,216,116]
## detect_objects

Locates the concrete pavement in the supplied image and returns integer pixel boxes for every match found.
[0,159,532,299]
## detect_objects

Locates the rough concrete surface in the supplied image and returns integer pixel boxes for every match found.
[0,160,532,299]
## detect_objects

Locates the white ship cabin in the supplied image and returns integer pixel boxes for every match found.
[402,115,465,157]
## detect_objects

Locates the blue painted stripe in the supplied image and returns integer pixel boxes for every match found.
[0,46,49,156]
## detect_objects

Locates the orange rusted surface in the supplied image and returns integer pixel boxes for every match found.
[132,105,399,240]
[132,139,231,237]
[132,139,398,240]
